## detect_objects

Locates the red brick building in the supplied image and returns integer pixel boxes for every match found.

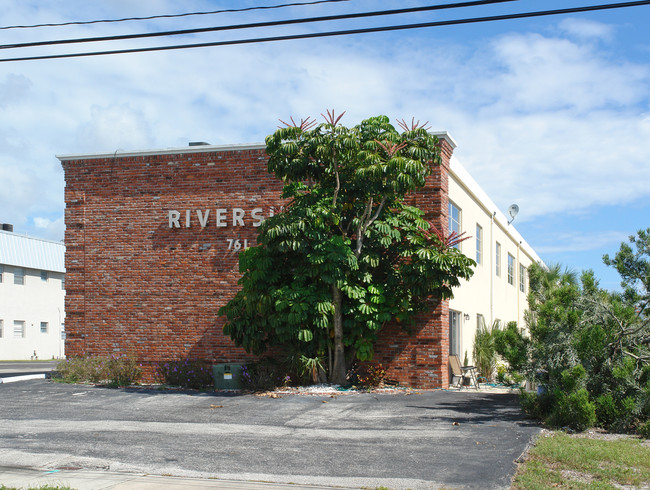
[59,135,455,388]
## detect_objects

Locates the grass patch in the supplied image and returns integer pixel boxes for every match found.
[513,431,650,489]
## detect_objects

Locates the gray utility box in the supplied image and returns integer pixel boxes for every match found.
[213,363,243,390]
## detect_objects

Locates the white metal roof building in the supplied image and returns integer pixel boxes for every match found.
[0,229,66,360]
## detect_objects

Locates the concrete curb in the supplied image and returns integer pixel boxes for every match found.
[0,374,46,384]
[0,465,340,489]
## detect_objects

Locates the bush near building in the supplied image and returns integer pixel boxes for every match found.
[495,229,650,434]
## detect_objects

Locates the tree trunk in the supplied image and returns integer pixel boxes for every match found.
[330,285,347,384]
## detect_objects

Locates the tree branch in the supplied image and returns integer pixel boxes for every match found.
[355,196,387,258]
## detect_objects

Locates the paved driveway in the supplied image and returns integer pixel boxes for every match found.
[0,361,58,378]
[0,380,541,489]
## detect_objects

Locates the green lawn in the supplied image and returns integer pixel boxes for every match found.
[513,431,650,489]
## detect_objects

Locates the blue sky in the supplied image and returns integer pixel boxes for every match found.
[1,0,649,291]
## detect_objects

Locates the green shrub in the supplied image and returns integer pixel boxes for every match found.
[357,363,386,389]
[493,321,529,374]
[595,394,620,429]
[154,359,213,389]
[240,359,289,392]
[54,354,141,386]
[105,354,142,386]
[549,388,597,431]
[55,356,106,383]
[473,320,498,381]
[519,389,555,420]
[638,420,650,439]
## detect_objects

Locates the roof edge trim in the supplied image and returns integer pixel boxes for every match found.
[57,142,267,162]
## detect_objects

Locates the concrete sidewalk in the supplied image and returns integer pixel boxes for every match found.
[1,465,340,489]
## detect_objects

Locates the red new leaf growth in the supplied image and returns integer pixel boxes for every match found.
[419,221,471,251]
[321,109,346,127]
[397,117,431,132]
[278,115,317,131]
[375,139,408,158]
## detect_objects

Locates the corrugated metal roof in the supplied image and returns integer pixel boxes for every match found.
[0,230,65,273]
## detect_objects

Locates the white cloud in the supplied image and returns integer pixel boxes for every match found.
[75,104,155,153]
[32,216,64,241]
[534,230,629,254]
[557,18,615,41]
[0,74,31,108]
[0,2,649,247]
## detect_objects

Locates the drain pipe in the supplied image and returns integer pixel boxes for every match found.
[490,211,495,325]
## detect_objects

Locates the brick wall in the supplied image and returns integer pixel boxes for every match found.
[61,139,453,388]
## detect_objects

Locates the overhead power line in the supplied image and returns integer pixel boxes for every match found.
[1,0,649,63]
[0,0,519,51]
[0,0,352,31]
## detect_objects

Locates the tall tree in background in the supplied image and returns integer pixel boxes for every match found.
[504,231,650,433]
[220,113,475,384]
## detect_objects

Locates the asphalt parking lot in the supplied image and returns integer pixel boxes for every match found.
[0,379,541,489]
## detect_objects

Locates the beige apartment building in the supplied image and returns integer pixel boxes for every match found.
[447,151,542,365]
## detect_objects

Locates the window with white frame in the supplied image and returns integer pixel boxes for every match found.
[476,224,483,264]
[41,270,48,282]
[520,264,527,293]
[507,253,515,285]
[14,267,25,285]
[495,242,501,276]
[0,264,3,283]
[449,310,461,356]
[40,322,48,334]
[61,274,66,291]
[448,201,461,248]
[477,313,485,331]
[0,319,3,338]
[13,320,25,338]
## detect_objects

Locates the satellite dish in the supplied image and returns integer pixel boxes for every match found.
[507,204,519,225]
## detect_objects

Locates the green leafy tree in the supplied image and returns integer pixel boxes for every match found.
[604,228,650,325]
[516,237,650,432]
[219,112,475,384]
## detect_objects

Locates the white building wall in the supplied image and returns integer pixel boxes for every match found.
[0,232,66,360]
[447,156,542,365]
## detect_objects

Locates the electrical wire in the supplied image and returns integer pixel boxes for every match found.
[0,0,519,51]
[1,0,648,63]
[0,0,352,31]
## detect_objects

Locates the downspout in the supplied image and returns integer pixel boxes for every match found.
[517,240,522,327]
[490,211,495,325]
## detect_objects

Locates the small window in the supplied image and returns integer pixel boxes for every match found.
[14,267,25,285]
[41,271,48,282]
[13,320,25,338]
[0,319,3,338]
[61,274,66,291]
[40,322,48,334]
[0,264,4,283]
[520,264,527,293]
[448,201,461,248]
[508,253,515,285]
[477,313,485,331]
[495,242,501,277]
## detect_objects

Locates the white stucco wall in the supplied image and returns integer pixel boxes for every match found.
[0,246,66,360]
[447,156,542,364]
